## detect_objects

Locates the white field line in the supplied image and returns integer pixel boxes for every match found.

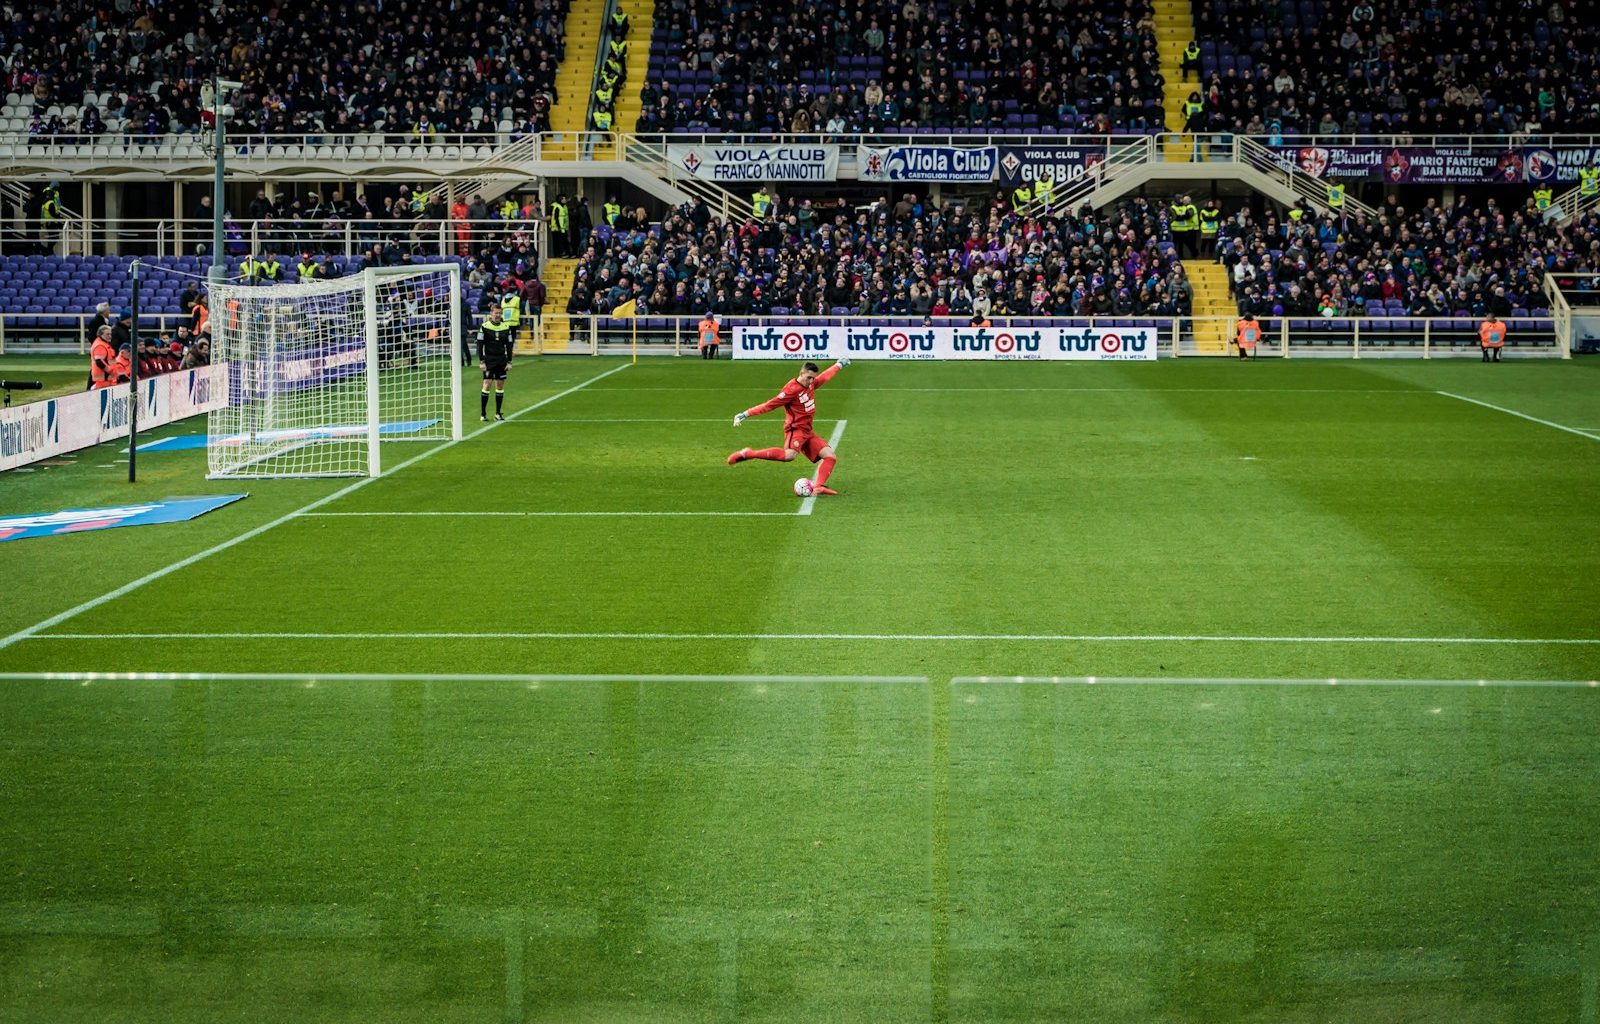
[302,511,800,518]
[1436,391,1600,441]
[597,387,1432,394]
[798,418,849,516]
[0,364,632,653]
[0,672,928,685]
[24,631,1600,645]
[952,675,1599,689]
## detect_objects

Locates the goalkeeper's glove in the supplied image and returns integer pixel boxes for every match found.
[837,357,851,368]
[733,411,748,426]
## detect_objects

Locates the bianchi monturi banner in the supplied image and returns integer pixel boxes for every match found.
[666,144,840,182]
[731,324,1158,361]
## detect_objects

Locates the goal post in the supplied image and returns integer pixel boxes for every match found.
[207,264,462,479]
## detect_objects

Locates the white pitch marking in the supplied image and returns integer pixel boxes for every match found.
[596,387,1431,394]
[0,672,929,685]
[952,676,1600,689]
[22,632,1600,647]
[302,510,800,518]
[1436,391,1600,442]
[798,418,849,516]
[0,364,633,652]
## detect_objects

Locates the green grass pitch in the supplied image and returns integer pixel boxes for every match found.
[2,354,1598,1022]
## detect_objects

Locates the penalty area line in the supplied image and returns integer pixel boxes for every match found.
[0,364,633,653]
[0,672,929,685]
[23,631,1600,645]
[302,510,802,518]
[798,418,849,516]
[1436,391,1600,442]
[952,675,1600,689]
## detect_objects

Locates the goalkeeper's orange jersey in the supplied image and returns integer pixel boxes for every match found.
[744,363,840,435]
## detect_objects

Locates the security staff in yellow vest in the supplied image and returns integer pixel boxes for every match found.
[593,107,613,131]
[1533,186,1554,211]
[1169,194,1199,258]
[1327,183,1346,210]
[603,197,622,226]
[1183,94,1205,131]
[595,82,614,108]
[1198,202,1221,256]
[499,197,517,219]
[500,290,522,330]
[1182,41,1200,81]
[1581,167,1600,196]
[240,253,261,284]
[259,252,283,283]
[550,197,570,256]
[752,187,773,220]
[1034,176,1055,213]
[608,37,629,60]
[1011,182,1032,210]
[610,6,629,37]
[40,183,62,222]
[297,252,318,282]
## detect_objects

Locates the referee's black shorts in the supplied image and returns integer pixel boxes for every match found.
[483,361,510,381]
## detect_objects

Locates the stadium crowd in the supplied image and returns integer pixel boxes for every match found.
[1191,0,1600,135]
[549,187,1594,323]
[1221,196,1592,317]
[639,0,1167,133]
[9,0,569,140]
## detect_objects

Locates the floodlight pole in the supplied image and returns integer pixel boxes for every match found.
[210,74,227,291]
[128,259,141,483]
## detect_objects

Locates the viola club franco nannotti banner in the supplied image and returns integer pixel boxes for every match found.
[1267,144,1600,184]
[666,144,840,181]
[731,324,1157,361]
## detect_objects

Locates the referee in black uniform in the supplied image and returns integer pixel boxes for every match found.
[478,305,516,421]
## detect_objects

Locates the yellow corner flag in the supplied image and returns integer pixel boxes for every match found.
[611,299,639,361]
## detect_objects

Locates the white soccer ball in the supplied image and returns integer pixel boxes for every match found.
[793,477,814,497]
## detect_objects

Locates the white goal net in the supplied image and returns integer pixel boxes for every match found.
[207,265,461,478]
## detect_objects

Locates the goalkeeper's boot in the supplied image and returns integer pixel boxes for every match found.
[480,415,489,422]
[727,447,752,466]
[495,413,505,421]
[811,484,839,496]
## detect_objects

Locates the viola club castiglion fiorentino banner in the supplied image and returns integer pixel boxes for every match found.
[731,324,1158,361]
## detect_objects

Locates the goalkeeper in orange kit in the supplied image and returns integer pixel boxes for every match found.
[726,358,848,494]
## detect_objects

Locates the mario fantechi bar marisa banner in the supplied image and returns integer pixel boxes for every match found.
[731,324,1158,361]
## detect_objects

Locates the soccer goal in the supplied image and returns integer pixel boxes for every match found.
[207,265,462,478]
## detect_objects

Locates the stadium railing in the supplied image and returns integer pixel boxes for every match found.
[0,218,546,261]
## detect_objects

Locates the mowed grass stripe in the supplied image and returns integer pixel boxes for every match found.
[30,631,1600,644]
[0,364,632,653]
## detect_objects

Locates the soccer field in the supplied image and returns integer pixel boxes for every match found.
[3,355,1599,1021]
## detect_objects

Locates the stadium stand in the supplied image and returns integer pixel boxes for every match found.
[1191,0,1600,134]
[2,0,571,138]
[638,0,1169,133]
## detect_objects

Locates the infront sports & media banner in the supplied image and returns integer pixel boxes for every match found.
[0,494,246,543]
[858,145,998,182]
[666,144,840,181]
[0,364,227,472]
[731,324,1158,361]
[996,144,1105,186]
[1267,144,1600,184]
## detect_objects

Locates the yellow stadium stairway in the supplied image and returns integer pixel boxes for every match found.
[549,0,610,147]
[1184,259,1234,354]
[524,257,580,353]
[613,0,656,134]
[1155,0,1197,161]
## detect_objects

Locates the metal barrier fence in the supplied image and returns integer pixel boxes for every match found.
[0,313,1563,358]
[0,217,547,260]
